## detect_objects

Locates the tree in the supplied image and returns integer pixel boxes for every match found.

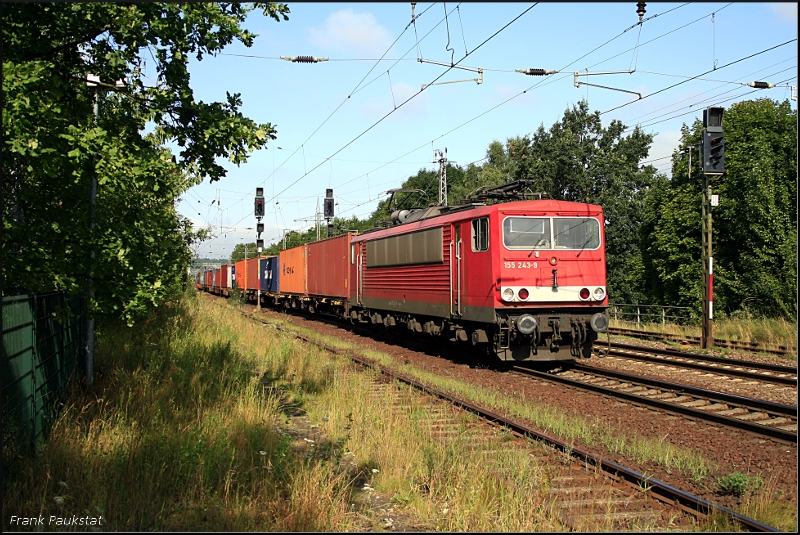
[3,3,289,324]
[642,99,796,319]
[230,243,258,264]
[717,99,797,319]
[639,122,705,315]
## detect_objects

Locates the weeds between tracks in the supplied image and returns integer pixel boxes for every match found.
[610,317,797,357]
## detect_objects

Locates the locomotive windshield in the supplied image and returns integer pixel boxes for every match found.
[503,217,551,248]
[503,217,600,250]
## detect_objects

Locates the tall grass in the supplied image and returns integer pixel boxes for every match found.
[610,316,797,354]
[305,372,560,531]
[2,290,351,531]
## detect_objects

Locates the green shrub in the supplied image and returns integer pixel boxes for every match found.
[717,472,763,496]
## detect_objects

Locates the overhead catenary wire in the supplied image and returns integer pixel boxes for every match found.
[210,2,705,237]
[201,3,793,250]
[211,1,679,232]
[585,3,732,72]
[216,2,445,224]
[634,75,796,131]
[624,64,797,131]
[331,4,781,210]
[223,3,538,234]
[197,2,710,243]
[600,38,797,115]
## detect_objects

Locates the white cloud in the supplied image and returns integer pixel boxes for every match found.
[307,9,392,57]
[769,3,798,24]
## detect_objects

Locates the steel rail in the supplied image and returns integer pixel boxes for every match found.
[515,365,796,443]
[595,341,797,386]
[606,341,797,373]
[574,364,797,417]
[236,306,780,532]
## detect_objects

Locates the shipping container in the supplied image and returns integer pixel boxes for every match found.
[233,258,261,291]
[205,270,213,287]
[226,265,233,288]
[279,245,307,295]
[234,259,245,289]
[244,257,260,290]
[260,256,280,293]
[212,269,218,288]
[307,233,356,299]
[231,264,236,288]
[219,264,229,288]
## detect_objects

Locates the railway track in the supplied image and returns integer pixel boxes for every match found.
[236,305,781,531]
[606,327,797,358]
[514,364,796,443]
[594,341,798,386]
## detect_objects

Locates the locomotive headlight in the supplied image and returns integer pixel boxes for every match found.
[518,288,530,301]
[579,288,590,300]
[590,312,609,332]
[517,315,537,335]
[593,287,606,301]
[502,287,515,301]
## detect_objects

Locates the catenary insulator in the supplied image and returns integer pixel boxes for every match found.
[280,55,329,63]
[636,2,646,23]
[515,68,558,76]
[746,81,774,89]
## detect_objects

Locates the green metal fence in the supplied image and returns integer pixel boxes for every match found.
[3,292,84,472]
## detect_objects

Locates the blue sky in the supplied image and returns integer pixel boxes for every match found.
[178,2,797,260]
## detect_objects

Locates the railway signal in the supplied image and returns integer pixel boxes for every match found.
[254,187,265,218]
[700,106,724,349]
[701,107,724,175]
[324,188,334,237]
[324,191,334,219]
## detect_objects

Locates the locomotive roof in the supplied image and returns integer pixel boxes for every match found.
[354,199,603,240]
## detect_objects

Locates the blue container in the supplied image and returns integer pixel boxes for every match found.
[212,269,217,287]
[231,264,237,288]
[260,256,280,293]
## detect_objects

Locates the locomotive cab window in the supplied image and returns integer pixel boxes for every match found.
[553,218,600,250]
[471,217,489,252]
[503,217,551,249]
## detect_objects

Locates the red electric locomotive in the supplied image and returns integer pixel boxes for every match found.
[346,186,608,362]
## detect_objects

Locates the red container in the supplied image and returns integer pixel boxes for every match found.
[279,245,307,295]
[243,257,260,290]
[205,270,213,287]
[307,233,356,299]
[234,259,245,289]
[233,258,261,291]
[219,264,229,288]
